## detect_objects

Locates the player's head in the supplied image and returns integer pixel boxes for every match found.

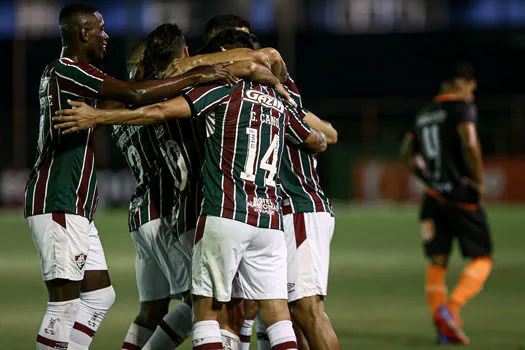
[143,23,188,78]
[441,62,477,101]
[59,4,108,61]
[198,29,255,54]
[126,39,146,81]
[204,14,251,43]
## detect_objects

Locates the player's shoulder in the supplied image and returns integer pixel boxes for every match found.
[56,57,107,79]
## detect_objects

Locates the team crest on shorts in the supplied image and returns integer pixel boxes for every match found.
[74,253,87,270]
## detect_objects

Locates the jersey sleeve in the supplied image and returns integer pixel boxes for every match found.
[55,60,109,99]
[285,106,312,145]
[456,102,478,124]
[182,83,234,118]
[283,75,308,119]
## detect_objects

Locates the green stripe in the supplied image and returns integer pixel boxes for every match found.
[25,176,37,215]
[140,191,150,225]
[56,63,103,92]
[83,168,97,219]
[259,213,270,228]
[193,85,233,115]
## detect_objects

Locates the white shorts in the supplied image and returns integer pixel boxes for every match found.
[284,212,335,302]
[131,217,193,302]
[191,215,287,302]
[27,213,108,281]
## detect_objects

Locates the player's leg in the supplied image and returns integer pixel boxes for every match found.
[448,206,493,317]
[285,212,339,350]
[122,222,172,349]
[241,226,298,349]
[291,317,310,350]
[218,298,245,350]
[191,215,249,349]
[69,222,115,349]
[142,226,195,349]
[28,213,89,349]
[240,300,259,349]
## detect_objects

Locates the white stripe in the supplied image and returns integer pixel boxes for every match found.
[56,71,98,93]
[61,89,83,98]
[59,58,104,82]
[42,155,54,212]
[75,129,91,213]
[230,82,245,219]
[191,84,229,109]
[31,169,40,214]
[296,148,316,206]
[84,152,96,216]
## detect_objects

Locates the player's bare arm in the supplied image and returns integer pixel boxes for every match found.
[304,111,338,144]
[163,48,271,77]
[400,132,431,186]
[458,121,484,194]
[258,47,289,83]
[98,63,237,105]
[54,96,192,133]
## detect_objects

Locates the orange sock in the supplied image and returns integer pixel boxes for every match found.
[448,257,493,315]
[425,264,447,315]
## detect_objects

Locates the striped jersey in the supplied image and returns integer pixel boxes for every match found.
[112,119,201,234]
[25,57,109,220]
[279,76,333,215]
[183,81,312,230]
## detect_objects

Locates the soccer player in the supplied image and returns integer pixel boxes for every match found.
[400,62,493,344]
[25,4,235,349]
[203,14,251,43]
[117,24,291,350]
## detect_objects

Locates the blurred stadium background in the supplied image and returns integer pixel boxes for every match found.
[1,0,525,349]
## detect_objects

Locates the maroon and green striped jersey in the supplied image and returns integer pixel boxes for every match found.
[280,76,333,215]
[25,58,109,220]
[183,81,312,230]
[112,118,202,234]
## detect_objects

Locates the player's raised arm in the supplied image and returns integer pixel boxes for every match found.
[400,131,431,186]
[457,105,484,195]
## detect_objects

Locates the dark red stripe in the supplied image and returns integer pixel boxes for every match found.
[272,341,298,350]
[240,334,251,342]
[89,187,99,221]
[194,215,207,244]
[33,158,52,214]
[193,342,223,350]
[36,335,68,349]
[221,84,244,220]
[159,320,185,345]
[306,154,326,212]
[256,332,270,341]
[60,59,109,80]
[148,191,160,221]
[52,212,66,229]
[76,129,95,216]
[245,88,262,227]
[55,74,99,100]
[122,341,140,350]
[293,212,307,248]
[73,322,96,337]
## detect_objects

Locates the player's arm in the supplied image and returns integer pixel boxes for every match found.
[286,108,327,154]
[257,47,289,83]
[400,132,431,186]
[303,111,338,144]
[164,49,271,77]
[98,63,237,105]
[458,122,484,194]
[53,97,193,134]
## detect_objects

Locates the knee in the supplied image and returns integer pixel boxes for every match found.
[429,255,449,268]
[290,296,324,327]
[136,299,170,328]
[82,286,116,310]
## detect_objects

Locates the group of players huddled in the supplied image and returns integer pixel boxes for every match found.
[26,4,339,350]
[25,3,493,350]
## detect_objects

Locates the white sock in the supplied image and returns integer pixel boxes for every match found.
[69,286,116,349]
[192,320,223,349]
[142,302,192,349]
[122,323,153,349]
[256,314,271,350]
[240,320,254,350]
[266,320,298,349]
[221,329,240,350]
[36,299,80,350]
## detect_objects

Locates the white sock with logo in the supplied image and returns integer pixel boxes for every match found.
[36,299,80,350]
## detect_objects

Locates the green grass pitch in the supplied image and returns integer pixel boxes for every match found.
[1,205,524,349]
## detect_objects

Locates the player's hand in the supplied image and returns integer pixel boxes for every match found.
[274,83,297,108]
[189,62,239,86]
[53,100,99,135]
[462,177,484,202]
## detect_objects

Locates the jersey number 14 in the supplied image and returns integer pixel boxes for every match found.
[240,127,279,187]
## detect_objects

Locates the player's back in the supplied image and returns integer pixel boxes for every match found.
[413,95,479,203]
[25,58,108,220]
[184,80,311,229]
